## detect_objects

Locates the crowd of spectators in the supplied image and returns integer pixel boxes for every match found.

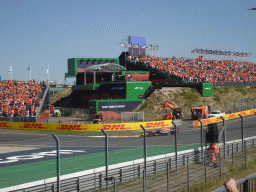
[128,55,256,83]
[0,81,43,118]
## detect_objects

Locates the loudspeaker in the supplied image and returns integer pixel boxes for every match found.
[206,123,218,143]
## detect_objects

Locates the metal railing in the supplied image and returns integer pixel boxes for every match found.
[121,112,144,122]
[213,172,256,192]
[5,136,256,192]
[234,97,256,112]
[2,113,256,191]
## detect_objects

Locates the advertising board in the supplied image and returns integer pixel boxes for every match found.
[0,120,172,132]
[192,109,256,127]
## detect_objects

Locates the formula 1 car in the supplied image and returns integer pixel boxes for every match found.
[140,129,169,137]
[170,128,180,135]
[140,128,180,137]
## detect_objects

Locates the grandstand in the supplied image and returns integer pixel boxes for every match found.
[124,55,256,84]
[0,80,50,122]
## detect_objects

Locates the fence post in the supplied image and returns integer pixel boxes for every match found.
[52,134,60,192]
[77,177,80,192]
[172,121,178,172]
[101,129,109,191]
[169,158,172,170]
[232,143,234,165]
[219,147,222,178]
[187,157,190,191]
[239,114,244,152]
[220,116,226,159]
[114,178,116,192]
[204,151,207,182]
[198,119,204,164]
[138,165,141,178]
[154,161,157,174]
[143,170,146,192]
[119,169,123,182]
[241,99,243,111]
[167,162,169,192]
[244,140,247,166]
[141,125,147,180]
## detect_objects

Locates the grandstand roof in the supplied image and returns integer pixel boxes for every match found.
[84,63,126,72]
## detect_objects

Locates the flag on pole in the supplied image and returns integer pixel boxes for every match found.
[141,44,146,49]
[27,66,30,71]
[8,65,12,74]
[153,45,158,50]
[119,43,125,47]
[146,45,152,50]
[126,44,132,48]
[45,65,49,74]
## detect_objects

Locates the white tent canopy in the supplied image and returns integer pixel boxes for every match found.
[84,63,126,72]
[84,63,127,85]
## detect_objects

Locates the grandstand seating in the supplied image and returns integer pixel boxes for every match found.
[0,81,43,118]
[130,55,256,84]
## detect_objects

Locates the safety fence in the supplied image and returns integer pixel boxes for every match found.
[1,114,256,191]
[234,97,256,113]
[3,135,256,192]
[51,107,90,123]
[121,112,144,123]
[213,172,256,192]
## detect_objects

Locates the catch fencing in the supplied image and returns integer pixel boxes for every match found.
[234,97,256,112]
[121,112,144,123]
[1,114,256,191]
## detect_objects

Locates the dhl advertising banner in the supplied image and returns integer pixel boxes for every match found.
[192,109,256,127]
[0,120,173,132]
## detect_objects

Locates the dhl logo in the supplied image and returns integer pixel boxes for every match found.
[56,124,87,131]
[201,119,211,125]
[0,122,11,128]
[250,109,256,114]
[228,114,236,119]
[102,124,131,130]
[20,123,47,129]
[239,112,247,116]
[144,122,170,128]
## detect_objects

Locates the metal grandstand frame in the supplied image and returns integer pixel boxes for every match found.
[83,63,126,85]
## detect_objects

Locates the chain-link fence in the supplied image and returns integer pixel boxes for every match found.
[121,112,144,123]
[1,114,256,191]
[234,97,256,112]
[49,107,90,123]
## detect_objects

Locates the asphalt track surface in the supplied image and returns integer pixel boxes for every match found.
[0,116,256,189]
[0,115,256,147]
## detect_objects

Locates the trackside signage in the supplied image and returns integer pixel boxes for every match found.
[0,120,172,132]
[192,109,256,127]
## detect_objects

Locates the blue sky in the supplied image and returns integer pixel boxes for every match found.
[1,0,256,83]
